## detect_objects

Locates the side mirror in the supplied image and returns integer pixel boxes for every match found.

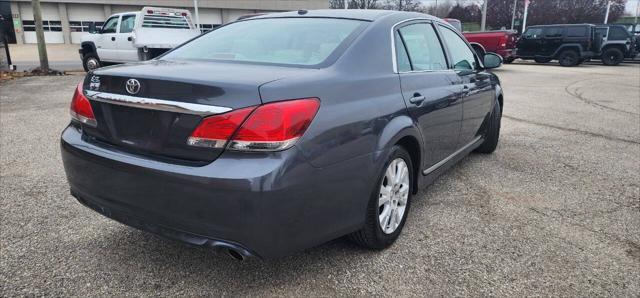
[483,52,503,69]
[88,22,97,34]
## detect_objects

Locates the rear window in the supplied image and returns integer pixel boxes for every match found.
[142,14,191,29]
[162,18,365,66]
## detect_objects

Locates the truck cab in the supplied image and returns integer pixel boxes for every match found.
[79,7,201,71]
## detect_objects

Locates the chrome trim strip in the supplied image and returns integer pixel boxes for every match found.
[422,136,483,175]
[84,90,232,116]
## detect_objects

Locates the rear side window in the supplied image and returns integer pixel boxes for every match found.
[566,26,587,37]
[396,23,447,71]
[394,31,411,72]
[163,18,365,66]
[523,28,543,39]
[120,15,136,33]
[544,27,563,38]
[438,25,476,71]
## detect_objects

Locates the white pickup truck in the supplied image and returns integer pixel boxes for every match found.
[79,7,201,71]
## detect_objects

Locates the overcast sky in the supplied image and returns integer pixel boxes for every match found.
[418,0,640,15]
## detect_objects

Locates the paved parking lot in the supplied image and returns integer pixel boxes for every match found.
[1,62,639,296]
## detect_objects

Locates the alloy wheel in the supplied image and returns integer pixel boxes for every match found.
[378,158,410,234]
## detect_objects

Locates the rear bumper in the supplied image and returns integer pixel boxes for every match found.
[495,49,516,60]
[61,125,373,258]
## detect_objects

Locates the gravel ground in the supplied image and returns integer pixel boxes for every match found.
[1,62,639,296]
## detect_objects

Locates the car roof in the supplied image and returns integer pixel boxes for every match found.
[528,24,594,28]
[249,9,434,22]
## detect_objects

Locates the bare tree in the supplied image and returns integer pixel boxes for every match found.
[330,0,379,9]
[425,0,455,17]
[380,0,425,11]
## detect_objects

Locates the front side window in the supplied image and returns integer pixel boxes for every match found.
[396,23,447,71]
[523,28,543,39]
[101,16,119,34]
[162,18,365,67]
[438,25,476,71]
[609,27,629,40]
[120,15,136,33]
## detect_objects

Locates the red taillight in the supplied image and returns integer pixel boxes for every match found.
[187,98,320,151]
[187,106,256,148]
[70,83,97,127]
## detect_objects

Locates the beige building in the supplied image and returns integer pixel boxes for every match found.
[6,0,328,44]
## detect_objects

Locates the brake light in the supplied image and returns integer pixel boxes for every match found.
[187,98,320,151]
[146,9,153,14]
[187,106,255,148]
[70,83,97,127]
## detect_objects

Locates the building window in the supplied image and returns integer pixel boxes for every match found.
[69,21,104,32]
[22,20,62,32]
[199,24,220,33]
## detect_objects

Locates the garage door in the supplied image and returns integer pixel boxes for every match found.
[19,2,64,44]
[67,4,106,44]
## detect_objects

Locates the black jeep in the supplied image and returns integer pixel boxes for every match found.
[516,24,596,67]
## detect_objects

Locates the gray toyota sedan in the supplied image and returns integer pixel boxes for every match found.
[61,9,504,260]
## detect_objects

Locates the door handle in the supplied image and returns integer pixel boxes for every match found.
[128,36,132,42]
[409,93,425,104]
[111,37,115,41]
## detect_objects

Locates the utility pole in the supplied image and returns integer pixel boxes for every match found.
[522,0,529,32]
[480,0,488,31]
[344,0,348,9]
[510,0,518,30]
[634,1,640,24]
[193,0,200,31]
[604,0,612,24]
[31,0,49,72]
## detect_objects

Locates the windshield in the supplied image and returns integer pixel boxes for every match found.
[162,18,365,66]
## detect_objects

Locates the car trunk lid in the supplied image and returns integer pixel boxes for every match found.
[82,60,301,165]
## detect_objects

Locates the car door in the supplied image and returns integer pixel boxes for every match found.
[96,15,120,62]
[517,27,543,57]
[542,26,564,56]
[116,14,138,62]
[437,23,494,147]
[394,22,463,169]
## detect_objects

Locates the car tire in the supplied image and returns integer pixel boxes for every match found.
[349,145,413,249]
[503,57,515,64]
[475,100,501,154]
[601,48,624,66]
[534,57,552,63]
[82,53,101,72]
[558,50,580,67]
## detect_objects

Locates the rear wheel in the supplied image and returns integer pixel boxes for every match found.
[475,100,501,154]
[602,48,624,66]
[534,57,552,63]
[503,57,515,64]
[82,53,101,72]
[349,146,413,249]
[558,50,580,67]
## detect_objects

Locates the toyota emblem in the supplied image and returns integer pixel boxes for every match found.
[125,78,141,95]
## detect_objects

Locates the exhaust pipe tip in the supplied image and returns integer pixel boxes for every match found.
[227,248,245,261]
